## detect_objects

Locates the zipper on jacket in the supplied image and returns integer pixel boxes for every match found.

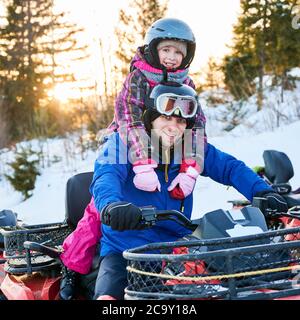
[165,164,169,182]
[180,200,185,213]
[164,149,169,183]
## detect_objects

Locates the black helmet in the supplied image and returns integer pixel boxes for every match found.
[144,18,196,70]
[143,82,198,131]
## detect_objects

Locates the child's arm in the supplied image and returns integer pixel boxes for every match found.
[168,76,208,200]
[114,70,151,163]
[114,70,161,193]
[185,76,208,166]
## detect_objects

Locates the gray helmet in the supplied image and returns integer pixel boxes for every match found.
[144,18,196,70]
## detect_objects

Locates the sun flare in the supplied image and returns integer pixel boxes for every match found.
[48,83,78,103]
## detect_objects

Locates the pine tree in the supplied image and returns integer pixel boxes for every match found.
[223,0,275,108]
[222,0,300,106]
[0,0,46,141]
[266,0,300,100]
[222,54,257,101]
[5,146,40,200]
[0,0,87,144]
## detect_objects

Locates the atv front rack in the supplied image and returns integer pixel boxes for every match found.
[123,227,300,300]
[0,222,71,274]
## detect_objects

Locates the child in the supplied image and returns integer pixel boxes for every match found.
[111,17,206,198]
[59,17,206,299]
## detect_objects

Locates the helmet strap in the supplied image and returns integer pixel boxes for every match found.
[162,67,168,82]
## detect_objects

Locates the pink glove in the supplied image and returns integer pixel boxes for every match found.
[168,159,201,200]
[133,159,161,192]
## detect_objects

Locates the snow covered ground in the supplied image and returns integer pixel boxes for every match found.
[0,79,299,225]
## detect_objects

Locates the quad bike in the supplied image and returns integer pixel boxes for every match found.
[0,166,300,300]
[0,172,96,300]
[122,204,300,300]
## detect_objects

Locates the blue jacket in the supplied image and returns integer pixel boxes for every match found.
[90,133,271,256]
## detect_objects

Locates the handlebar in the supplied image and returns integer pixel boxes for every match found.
[101,205,198,231]
[102,199,300,232]
[269,208,300,219]
[143,205,300,230]
[139,206,197,231]
[23,241,62,258]
[252,197,300,219]
[21,201,300,265]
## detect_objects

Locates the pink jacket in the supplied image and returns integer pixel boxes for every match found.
[60,198,101,274]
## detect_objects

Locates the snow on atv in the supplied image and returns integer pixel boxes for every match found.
[0,165,300,300]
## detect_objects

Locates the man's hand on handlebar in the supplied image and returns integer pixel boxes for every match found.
[101,203,196,232]
[253,190,289,218]
[101,201,144,231]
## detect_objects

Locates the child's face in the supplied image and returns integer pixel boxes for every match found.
[151,115,187,148]
[158,46,184,70]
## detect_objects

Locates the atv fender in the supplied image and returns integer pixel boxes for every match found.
[0,273,61,300]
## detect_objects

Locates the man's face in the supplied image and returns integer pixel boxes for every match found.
[151,115,187,148]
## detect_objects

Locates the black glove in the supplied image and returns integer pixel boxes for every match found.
[254,190,288,214]
[101,201,142,231]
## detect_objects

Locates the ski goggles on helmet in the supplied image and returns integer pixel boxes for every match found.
[156,93,198,118]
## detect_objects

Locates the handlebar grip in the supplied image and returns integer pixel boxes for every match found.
[23,241,61,258]
[252,197,277,217]
[140,206,157,227]
[101,204,158,229]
